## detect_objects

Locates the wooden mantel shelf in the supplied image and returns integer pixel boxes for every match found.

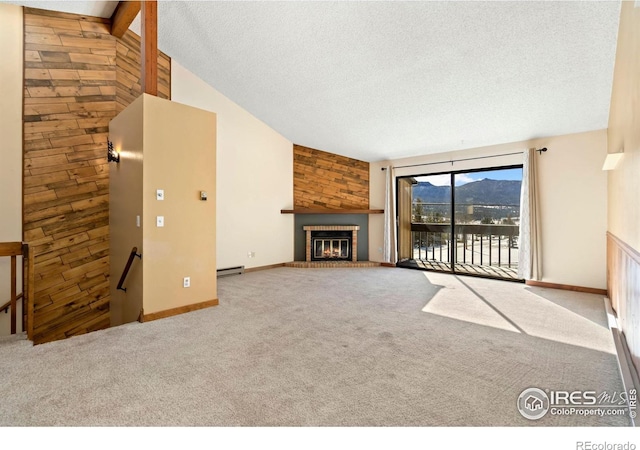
[281,208,384,214]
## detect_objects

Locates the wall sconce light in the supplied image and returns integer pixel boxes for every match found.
[107,140,120,163]
[602,152,624,171]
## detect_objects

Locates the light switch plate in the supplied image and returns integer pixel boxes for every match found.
[156,189,164,201]
[156,216,164,227]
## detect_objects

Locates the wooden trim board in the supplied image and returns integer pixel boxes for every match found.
[0,242,23,257]
[140,0,157,96]
[141,298,219,323]
[244,263,286,273]
[525,280,607,296]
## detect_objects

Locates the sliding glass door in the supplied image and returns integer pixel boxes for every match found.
[408,173,452,270]
[397,166,523,281]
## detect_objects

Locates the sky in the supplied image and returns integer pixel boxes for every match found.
[415,168,523,186]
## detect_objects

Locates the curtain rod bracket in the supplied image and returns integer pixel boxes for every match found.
[536,147,548,155]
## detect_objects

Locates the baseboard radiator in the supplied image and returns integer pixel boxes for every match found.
[217,265,245,277]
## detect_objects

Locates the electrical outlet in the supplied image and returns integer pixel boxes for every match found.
[247,251,255,258]
[183,277,190,288]
[156,216,164,227]
[378,247,383,253]
[156,189,164,200]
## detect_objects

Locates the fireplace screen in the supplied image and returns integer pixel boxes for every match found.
[310,230,353,261]
[314,239,350,260]
[305,226,358,263]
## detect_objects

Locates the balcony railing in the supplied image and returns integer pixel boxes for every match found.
[410,222,519,270]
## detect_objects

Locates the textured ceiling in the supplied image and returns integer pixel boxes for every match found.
[9,1,622,162]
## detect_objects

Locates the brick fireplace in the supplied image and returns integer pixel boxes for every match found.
[304,225,359,262]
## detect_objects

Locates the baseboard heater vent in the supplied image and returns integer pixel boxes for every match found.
[217,265,245,277]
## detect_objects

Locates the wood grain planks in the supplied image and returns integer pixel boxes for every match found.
[23,8,171,344]
[116,30,170,113]
[23,9,114,344]
[293,144,370,210]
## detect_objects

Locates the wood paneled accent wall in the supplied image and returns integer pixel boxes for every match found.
[607,232,640,378]
[116,30,170,113]
[293,144,370,209]
[22,7,170,344]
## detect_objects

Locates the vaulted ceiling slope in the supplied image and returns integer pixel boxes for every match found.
[8,1,621,162]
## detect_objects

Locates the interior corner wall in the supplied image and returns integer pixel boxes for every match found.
[0,4,24,335]
[170,60,294,270]
[369,130,609,290]
[606,1,640,376]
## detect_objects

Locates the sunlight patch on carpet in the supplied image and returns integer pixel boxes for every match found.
[421,272,615,354]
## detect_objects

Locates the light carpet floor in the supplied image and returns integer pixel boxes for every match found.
[0,267,629,426]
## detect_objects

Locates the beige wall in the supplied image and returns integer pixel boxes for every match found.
[606,1,640,377]
[0,4,23,335]
[370,130,609,289]
[170,61,294,270]
[109,95,144,326]
[142,95,217,315]
[608,1,640,251]
[109,94,217,319]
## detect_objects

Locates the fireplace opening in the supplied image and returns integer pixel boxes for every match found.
[311,230,352,261]
[304,225,359,263]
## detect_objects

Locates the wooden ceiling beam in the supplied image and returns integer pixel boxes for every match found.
[110,1,141,38]
[141,0,158,96]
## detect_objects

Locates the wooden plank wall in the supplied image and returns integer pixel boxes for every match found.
[116,30,170,114]
[293,144,370,209]
[23,7,170,344]
[607,232,640,379]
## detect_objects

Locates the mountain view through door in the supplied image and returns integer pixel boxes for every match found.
[397,166,523,281]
